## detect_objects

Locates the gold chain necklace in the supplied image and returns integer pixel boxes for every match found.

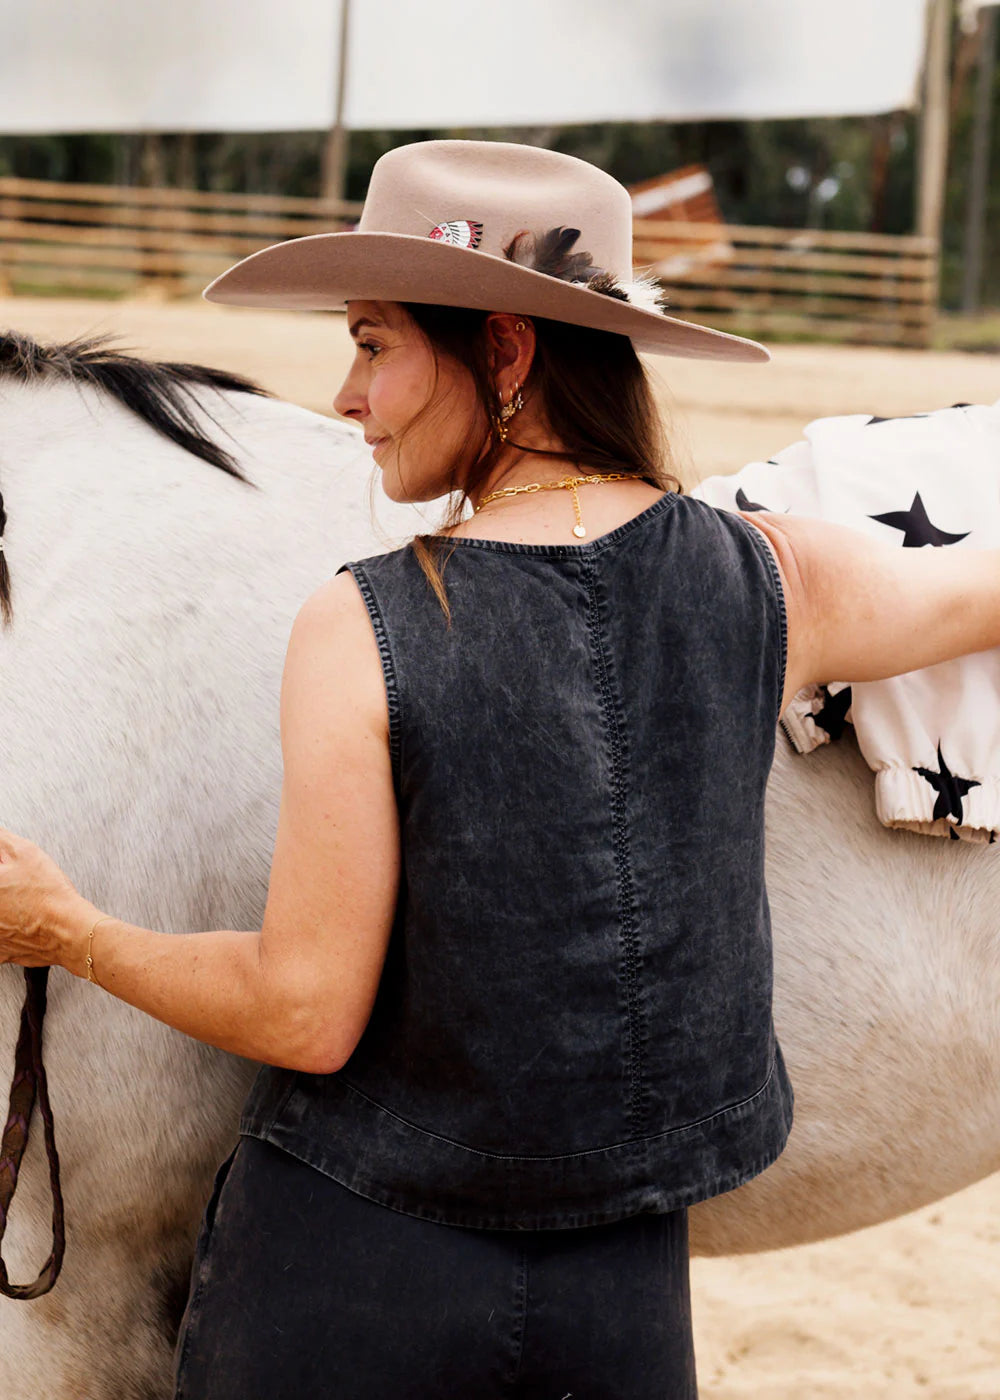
[473,472,632,539]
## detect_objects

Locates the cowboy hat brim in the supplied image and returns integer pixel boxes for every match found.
[202,231,769,364]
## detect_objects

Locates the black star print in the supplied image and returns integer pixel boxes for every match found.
[913,742,980,824]
[733,490,784,518]
[809,685,852,740]
[869,493,969,548]
[736,487,772,512]
[865,413,929,425]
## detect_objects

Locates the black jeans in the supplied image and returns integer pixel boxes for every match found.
[173,1136,698,1399]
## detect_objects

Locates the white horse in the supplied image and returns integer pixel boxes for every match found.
[0,332,996,1399]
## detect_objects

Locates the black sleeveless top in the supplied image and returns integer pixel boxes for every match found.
[241,492,794,1230]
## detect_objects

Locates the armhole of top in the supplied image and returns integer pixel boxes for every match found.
[737,517,789,729]
[336,561,402,789]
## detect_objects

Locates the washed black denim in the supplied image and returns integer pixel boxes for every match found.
[242,492,794,1229]
[173,1135,698,1399]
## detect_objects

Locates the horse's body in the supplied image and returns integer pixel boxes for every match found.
[0,335,996,1398]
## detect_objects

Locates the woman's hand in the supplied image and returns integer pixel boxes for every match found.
[0,827,93,972]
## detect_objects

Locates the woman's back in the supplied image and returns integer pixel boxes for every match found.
[242,491,793,1229]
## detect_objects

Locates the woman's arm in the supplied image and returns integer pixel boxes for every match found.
[740,510,1000,712]
[0,572,399,1076]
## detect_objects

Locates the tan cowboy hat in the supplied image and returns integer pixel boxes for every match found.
[203,139,769,364]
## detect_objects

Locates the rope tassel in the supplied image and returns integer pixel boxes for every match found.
[0,969,66,1299]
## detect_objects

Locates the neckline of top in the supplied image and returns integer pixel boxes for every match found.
[428,491,680,558]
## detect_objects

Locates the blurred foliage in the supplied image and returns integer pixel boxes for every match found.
[935,309,1000,350]
[0,4,997,310]
[0,115,922,229]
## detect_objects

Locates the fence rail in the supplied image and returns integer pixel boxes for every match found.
[0,179,939,347]
[0,176,363,298]
[634,218,938,348]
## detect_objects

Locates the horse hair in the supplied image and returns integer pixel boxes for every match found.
[0,330,272,627]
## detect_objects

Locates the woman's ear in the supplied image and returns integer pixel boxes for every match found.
[485,313,536,395]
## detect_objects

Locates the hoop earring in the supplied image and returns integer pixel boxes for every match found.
[495,383,524,444]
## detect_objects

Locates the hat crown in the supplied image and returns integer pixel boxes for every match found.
[358,140,634,283]
[202,138,769,363]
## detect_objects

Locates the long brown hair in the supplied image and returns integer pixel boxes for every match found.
[399,303,682,620]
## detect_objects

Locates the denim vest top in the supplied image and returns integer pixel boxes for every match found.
[241,491,794,1230]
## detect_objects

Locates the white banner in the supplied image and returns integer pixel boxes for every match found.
[0,0,930,134]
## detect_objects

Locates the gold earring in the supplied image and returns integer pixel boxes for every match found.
[496,383,524,443]
[515,320,526,332]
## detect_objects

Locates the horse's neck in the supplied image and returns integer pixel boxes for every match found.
[0,380,421,925]
[0,379,410,579]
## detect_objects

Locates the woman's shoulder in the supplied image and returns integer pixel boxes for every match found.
[293,571,383,650]
[285,571,392,730]
[332,543,440,624]
[335,540,421,578]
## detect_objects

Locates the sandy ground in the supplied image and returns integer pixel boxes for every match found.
[6,292,1000,484]
[3,294,999,1398]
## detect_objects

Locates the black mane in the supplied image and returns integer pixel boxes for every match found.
[0,330,273,626]
[0,329,271,481]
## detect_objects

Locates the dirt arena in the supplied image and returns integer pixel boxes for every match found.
[3,294,998,1399]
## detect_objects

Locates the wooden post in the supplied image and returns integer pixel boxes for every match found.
[961,5,997,311]
[916,0,952,244]
[139,133,166,189]
[870,115,893,232]
[176,132,197,192]
[320,0,352,209]
[134,134,165,295]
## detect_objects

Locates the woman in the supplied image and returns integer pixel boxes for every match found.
[0,140,996,1398]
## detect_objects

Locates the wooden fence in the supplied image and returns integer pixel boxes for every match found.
[633,218,939,349]
[0,177,939,347]
[0,176,363,298]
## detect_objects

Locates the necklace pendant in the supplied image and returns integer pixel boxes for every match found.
[573,524,587,539]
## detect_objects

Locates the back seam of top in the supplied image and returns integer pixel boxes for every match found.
[581,559,648,1138]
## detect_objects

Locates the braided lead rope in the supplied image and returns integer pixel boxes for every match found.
[0,968,65,1299]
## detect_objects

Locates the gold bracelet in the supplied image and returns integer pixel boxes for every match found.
[86,915,115,987]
